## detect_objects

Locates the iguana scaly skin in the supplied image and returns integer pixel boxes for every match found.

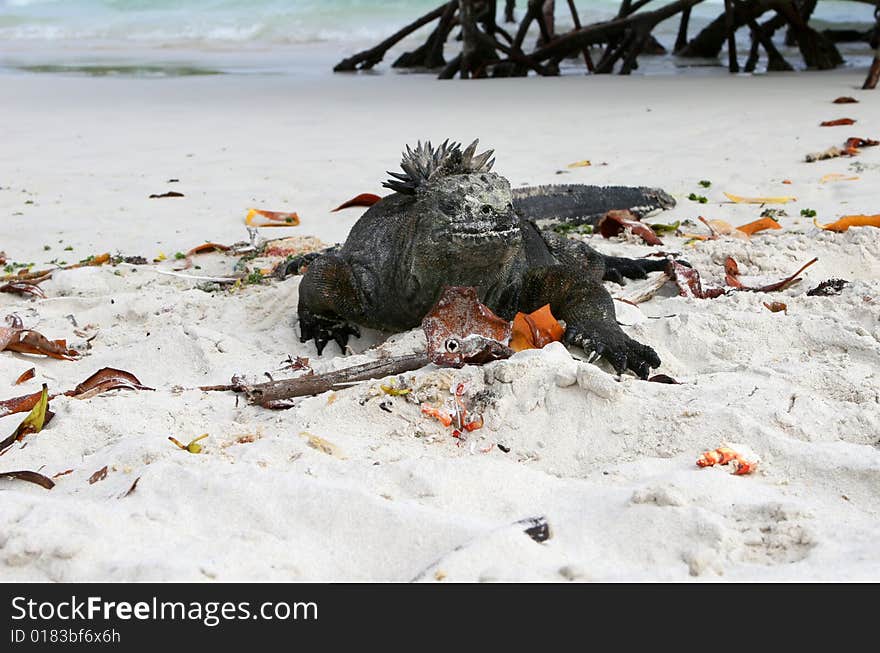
[513,184,675,227]
[297,140,674,378]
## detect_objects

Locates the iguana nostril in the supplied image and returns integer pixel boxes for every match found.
[481,205,492,215]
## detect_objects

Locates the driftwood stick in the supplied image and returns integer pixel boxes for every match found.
[334,3,451,71]
[742,8,793,72]
[531,0,703,64]
[674,5,691,52]
[566,0,595,71]
[867,52,880,90]
[724,0,740,72]
[866,8,880,90]
[244,354,430,405]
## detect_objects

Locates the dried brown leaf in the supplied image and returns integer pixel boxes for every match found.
[820,118,856,127]
[598,210,663,246]
[88,465,108,484]
[66,367,153,399]
[666,260,725,299]
[331,193,382,212]
[14,368,35,385]
[0,470,55,489]
[725,257,818,293]
[0,282,45,299]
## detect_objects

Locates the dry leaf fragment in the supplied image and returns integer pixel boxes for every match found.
[510,304,564,352]
[301,432,345,458]
[814,214,880,232]
[763,301,787,313]
[7,331,79,360]
[0,470,55,489]
[833,96,858,104]
[245,209,300,227]
[52,469,73,478]
[598,210,664,246]
[187,242,230,256]
[736,217,782,236]
[331,193,382,212]
[724,256,818,292]
[821,118,856,127]
[173,242,231,270]
[88,465,108,484]
[0,282,45,299]
[724,193,796,205]
[0,384,49,454]
[149,191,184,199]
[567,160,592,168]
[421,286,513,368]
[0,388,46,419]
[14,368,35,385]
[844,137,879,153]
[122,476,140,498]
[807,136,879,162]
[0,320,79,360]
[380,380,411,396]
[66,367,153,399]
[666,260,725,299]
[820,173,860,183]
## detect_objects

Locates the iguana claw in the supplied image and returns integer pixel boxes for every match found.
[566,322,660,379]
[299,310,361,355]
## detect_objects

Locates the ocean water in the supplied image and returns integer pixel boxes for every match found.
[0,0,875,76]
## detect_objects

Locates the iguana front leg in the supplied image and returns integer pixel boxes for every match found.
[520,265,660,378]
[297,254,363,355]
[538,228,672,285]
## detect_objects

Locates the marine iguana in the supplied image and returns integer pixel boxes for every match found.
[297,140,675,378]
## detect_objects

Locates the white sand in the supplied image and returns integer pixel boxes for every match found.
[1,69,879,582]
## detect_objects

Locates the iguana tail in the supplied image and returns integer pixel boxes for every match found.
[512,184,675,227]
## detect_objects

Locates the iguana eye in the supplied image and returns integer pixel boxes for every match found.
[445,338,459,352]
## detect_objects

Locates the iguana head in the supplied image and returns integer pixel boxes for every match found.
[386,139,521,254]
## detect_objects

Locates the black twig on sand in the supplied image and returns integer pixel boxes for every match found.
[333,0,875,81]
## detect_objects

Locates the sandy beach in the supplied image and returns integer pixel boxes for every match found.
[1,67,879,582]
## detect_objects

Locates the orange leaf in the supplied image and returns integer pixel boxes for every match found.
[820,118,856,127]
[510,304,564,352]
[696,446,758,475]
[331,193,382,212]
[14,368,35,385]
[736,217,782,236]
[5,331,79,360]
[421,403,453,428]
[245,209,300,228]
[186,242,230,256]
[814,214,880,232]
[763,301,787,313]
